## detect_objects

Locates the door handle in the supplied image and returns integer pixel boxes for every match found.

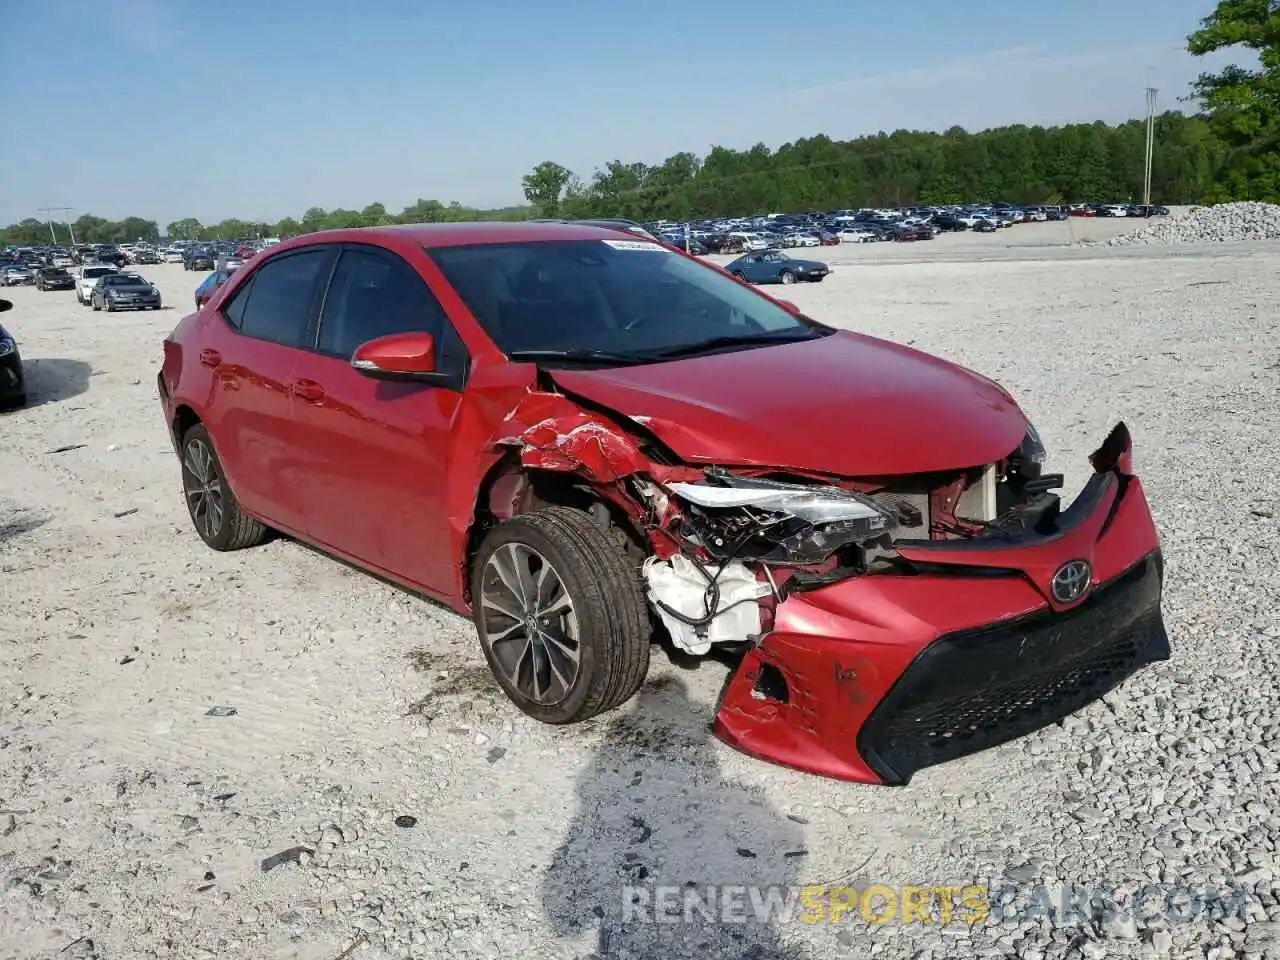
[292,378,325,402]
[199,348,222,368]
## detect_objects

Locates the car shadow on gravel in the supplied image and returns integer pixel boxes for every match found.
[21,358,92,408]
[542,675,810,960]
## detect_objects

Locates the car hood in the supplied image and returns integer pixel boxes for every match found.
[549,331,1028,476]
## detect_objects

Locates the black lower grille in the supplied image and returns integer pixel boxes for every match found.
[857,551,1169,785]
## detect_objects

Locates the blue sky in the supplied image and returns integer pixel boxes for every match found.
[0,0,1248,227]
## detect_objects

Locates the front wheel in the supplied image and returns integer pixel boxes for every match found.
[471,506,651,725]
[179,424,268,551]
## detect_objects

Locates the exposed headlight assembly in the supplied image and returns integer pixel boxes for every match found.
[1020,421,1047,464]
[0,338,14,358]
[667,472,898,566]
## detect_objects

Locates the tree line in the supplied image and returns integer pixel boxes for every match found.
[0,200,529,248]
[2,0,1273,245]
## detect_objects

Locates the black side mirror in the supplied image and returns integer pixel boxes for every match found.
[0,299,11,313]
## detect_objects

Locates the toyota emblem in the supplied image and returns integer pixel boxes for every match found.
[1051,559,1092,604]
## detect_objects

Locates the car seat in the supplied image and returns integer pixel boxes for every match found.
[500,256,603,349]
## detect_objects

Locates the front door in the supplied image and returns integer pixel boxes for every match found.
[288,244,467,596]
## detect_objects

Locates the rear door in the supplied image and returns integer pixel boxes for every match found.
[288,243,468,595]
[199,246,337,535]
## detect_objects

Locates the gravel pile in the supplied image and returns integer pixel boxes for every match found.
[1109,202,1280,245]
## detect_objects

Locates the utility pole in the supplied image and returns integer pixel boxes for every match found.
[36,207,75,244]
[1143,87,1158,207]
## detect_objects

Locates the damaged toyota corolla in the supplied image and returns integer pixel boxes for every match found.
[158,221,1169,785]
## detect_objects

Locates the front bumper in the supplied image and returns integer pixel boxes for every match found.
[105,296,160,310]
[712,423,1169,785]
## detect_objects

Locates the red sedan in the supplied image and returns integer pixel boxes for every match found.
[157,222,1168,785]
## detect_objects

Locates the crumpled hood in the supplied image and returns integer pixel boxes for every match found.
[550,330,1028,476]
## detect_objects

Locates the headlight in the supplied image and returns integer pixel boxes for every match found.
[1007,421,1047,482]
[0,338,14,358]
[666,472,898,565]
[1020,422,1047,464]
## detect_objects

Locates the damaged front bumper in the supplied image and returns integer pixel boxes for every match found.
[712,424,1170,785]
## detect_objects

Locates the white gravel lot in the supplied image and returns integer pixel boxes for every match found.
[1,222,1278,960]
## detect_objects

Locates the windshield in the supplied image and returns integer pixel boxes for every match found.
[427,239,824,362]
[83,267,115,278]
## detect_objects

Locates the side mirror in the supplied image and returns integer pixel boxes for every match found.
[351,332,441,383]
[0,299,11,313]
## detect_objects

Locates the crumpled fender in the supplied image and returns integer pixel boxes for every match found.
[495,408,648,483]
[442,363,683,606]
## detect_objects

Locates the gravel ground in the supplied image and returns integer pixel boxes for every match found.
[1,238,1278,960]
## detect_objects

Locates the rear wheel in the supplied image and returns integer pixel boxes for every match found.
[779,270,795,284]
[471,506,650,724]
[733,271,747,282]
[179,424,269,551]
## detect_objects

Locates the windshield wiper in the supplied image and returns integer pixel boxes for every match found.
[505,348,648,365]
[639,330,825,361]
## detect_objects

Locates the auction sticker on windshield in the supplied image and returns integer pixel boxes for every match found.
[602,239,665,251]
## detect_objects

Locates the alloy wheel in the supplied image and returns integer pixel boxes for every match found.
[478,543,580,705]
[182,437,224,539]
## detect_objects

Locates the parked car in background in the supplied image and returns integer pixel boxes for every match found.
[0,298,23,408]
[91,272,162,312]
[94,246,129,267]
[184,249,216,271]
[1,264,35,286]
[890,223,935,242]
[76,264,119,304]
[157,220,1169,785]
[35,267,76,291]
[725,249,830,284]
[194,264,239,308]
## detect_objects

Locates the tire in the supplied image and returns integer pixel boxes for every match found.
[92,300,101,311]
[733,271,748,282]
[779,270,795,285]
[470,506,651,725]
[179,424,269,551]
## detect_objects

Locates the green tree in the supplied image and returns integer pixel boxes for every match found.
[167,218,203,240]
[1187,0,1280,200]
[521,161,573,216]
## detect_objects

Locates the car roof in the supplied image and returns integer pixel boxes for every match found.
[276,220,650,250]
